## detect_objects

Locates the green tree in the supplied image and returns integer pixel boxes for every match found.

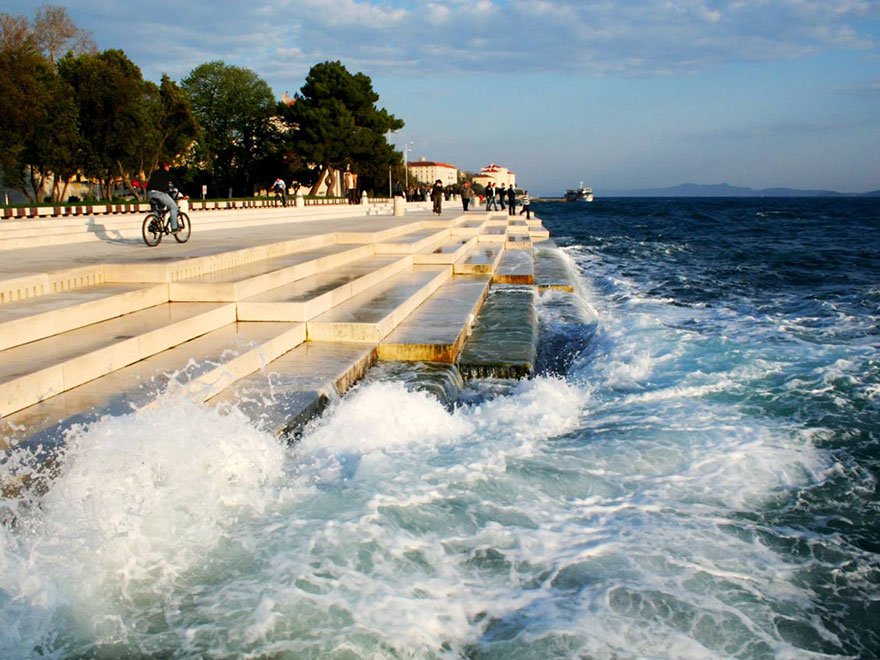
[182,61,276,196]
[0,15,58,201]
[285,60,403,195]
[58,49,158,200]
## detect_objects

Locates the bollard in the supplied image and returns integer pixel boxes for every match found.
[393,196,405,216]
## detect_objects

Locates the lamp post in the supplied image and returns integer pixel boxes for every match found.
[403,142,413,193]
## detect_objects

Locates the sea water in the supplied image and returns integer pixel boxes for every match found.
[0,198,878,658]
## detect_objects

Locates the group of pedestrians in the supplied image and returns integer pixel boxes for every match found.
[463,181,532,219]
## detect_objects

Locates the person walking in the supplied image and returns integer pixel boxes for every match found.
[431,179,444,215]
[519,190,532,219]
[147,162,180,233]
[461,182,473,211]
[485,182,499,211]
[507,185,517,215]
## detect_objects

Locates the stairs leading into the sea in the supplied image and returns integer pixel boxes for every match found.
[0,211,577,446]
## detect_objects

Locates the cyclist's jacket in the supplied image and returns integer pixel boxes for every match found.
[147,168,173,192]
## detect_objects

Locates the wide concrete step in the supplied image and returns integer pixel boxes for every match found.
[208,341,378,438]
[413,235,476,265]
[458,285,539,379]
[534,241,576,292]
[237,254,411,322]
[0,301,235,416]
[379,274,491,362]
[307,266,451,343]
[493,248,535,284]
[374,227,450,254]
[0,282,169,351]
[0,321,306,449]
[170,243,373,301]
[455,244,504,275]
[0,265,107,306]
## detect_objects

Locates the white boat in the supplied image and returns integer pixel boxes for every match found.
[565,182,594,202]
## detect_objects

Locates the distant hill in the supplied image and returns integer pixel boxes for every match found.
[604,183,876,197]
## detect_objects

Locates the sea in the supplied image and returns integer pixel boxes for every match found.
[1,197,878,658]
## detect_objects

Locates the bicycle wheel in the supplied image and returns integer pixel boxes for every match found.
[174,212,191,243]
[142,213,163,246]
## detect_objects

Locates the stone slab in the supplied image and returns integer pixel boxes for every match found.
[379,275,491,362]
[493,248,535,285]
[208,341,378,438]
[0,321,304,450]
[458,285,538,380]
[307,266,450,342]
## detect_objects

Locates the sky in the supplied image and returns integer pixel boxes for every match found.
[6,0,880,196]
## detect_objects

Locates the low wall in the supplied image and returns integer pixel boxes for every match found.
[1,195,393,220]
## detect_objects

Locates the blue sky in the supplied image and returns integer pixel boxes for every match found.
[7,0,880,195]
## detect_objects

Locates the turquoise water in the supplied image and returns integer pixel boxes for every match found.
[1,198,878,657]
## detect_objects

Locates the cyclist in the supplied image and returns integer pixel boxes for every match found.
[147,162,180,233]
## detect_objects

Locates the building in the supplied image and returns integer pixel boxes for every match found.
[473,163,516,189]
[407,159,458,187]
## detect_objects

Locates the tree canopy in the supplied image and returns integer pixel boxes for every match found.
[182,61,276,196]
[285,60,404,194]
[1,9,409,202]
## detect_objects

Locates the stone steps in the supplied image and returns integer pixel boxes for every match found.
[307,266,451,343]
[0,207,563,447]
[0,301,236,416]
[207,341,378,438]
[0,282,168,351]
[169,243,374,301]
[379,274,491,362]
[458,285,539,379]
[0,321,307,449]
[493,248,535,284]
[237,254,412,322]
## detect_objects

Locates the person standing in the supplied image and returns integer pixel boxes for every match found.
[519,190,532,219]
[498,183,507,210]
[507,185,516,215]
[344,164,358,204]
[147,162,180,233]
[461,181,473,211]
[431,179,444,215]
[272,177,287,206]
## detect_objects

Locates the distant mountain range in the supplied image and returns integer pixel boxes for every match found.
[603,183,880,198]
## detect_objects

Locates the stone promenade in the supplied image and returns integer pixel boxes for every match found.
[0,200,574,449]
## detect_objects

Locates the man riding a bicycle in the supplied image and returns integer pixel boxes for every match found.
[147,162,181,233]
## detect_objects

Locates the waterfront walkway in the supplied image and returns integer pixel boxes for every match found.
[0,201,573,450]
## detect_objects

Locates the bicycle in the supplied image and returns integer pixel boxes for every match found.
[142,189,191,246]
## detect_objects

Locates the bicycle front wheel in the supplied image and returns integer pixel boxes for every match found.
[142,213,163,246]
[174,212,191,243]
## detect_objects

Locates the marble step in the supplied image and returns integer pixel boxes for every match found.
[237,254,412,322]
[493,248,535,284]
[169,243,374,301]
[0,321,305,450]
[0,282,169,351]
[458,285,539,380]
[307,265,451,343]
[413,235,477,265]
[454,244,504,275]
[208,341,378,438]
[379,274,491,362]
[373,226,450,254]
[0,301,235,416]
[534,241,576,292]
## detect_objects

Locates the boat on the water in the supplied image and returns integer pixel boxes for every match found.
[565,182,594,202]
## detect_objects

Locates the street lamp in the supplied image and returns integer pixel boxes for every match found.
[403,142,413,192]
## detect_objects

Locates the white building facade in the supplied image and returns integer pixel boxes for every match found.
[473,163,516,189]
[407,159,459,187]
